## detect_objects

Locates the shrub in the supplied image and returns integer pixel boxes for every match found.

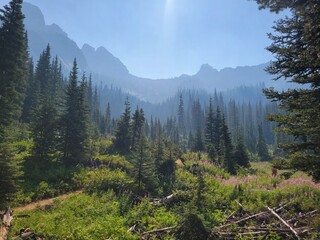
[74,168,135,194]
[34,181,55,200]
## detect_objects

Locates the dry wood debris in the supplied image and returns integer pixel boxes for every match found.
[211,202,318,239]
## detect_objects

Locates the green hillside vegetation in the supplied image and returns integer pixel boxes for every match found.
[10,154,320,239]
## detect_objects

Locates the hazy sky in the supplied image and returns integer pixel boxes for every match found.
[1,0,285,79]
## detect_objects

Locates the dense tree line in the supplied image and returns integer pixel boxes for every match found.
[1,0,319,209]
[0,0,274,208]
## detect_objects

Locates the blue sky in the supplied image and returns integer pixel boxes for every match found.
[1,0,286,79]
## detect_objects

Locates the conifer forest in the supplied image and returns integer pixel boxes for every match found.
[0,0,319,239]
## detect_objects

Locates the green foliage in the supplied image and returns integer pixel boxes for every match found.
[0,141,23,209]
[11,192,137,240]
[74,168,135,194]
[97,154,133,171]
[113,98,132,153]
[256,0,320,180]
[234,134,250,168]
[131,135,159,195]
[195,170,205,211]
[34,181,55,200]
[174,168,197,191]
[61,59,90,166]
[0,0,28,135]
[257,124,271,161]
[220,117,236,174]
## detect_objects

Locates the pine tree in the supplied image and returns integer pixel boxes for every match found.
[214,107,222,152]
[0,0,27,208]
[178,93,186,136]
[29,46,60,163]
[0,0,28,137]
[255,0,320,180]
[234,133,250,168]
[31,97,58,162]
[50,56,64,105]
[114,97,132,153]
[157,141,176,194]
[35,45,51,96]
[220,116,236,174]
[257,124,271,161]
[193,127,204,152]
[154,133,165,172]
[61,59,89,166]
[207,144,217,163]
[92,85,100,126]
[132,129,158,194]
[105,102,111,135]
[205,97,215,148]
[131,107,145,150]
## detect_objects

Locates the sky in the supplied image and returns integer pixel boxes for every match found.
[1,0,286,79]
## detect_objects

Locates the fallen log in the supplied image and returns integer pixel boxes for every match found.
[151,194,175,206]
[1,208,13,240]
[218,211,269,229]
[1,208,31,240]
[267,206,300,240]
[287,210,318,223]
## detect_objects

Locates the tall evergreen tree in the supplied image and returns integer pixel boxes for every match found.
[220,116,236,174]
[257,124,271,161]
[29,46,60,163]
[35,45,51,96]
[255,0,320,180]
[61,59,89,166]
[214,107,222,152]
[131,114,158,194]
[205,97,215,148]
[177,93,186,136]
[50,56,64,105]
[105,102,111,135]
[131,107,145,150]
[234,133,250,168]
[0,0,28,136]
[31,97,58,162]
[114,98,132,153]
[0,0,27,208]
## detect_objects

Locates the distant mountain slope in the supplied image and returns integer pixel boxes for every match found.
[23,2,285,103]
[23,2,88,72]
[82,44,129,79]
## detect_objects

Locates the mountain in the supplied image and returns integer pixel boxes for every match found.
[81,44,129,79]
[22,2,285,103]
[23,2,89,72]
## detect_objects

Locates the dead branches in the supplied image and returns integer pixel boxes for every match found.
[212,202,318,239]
[267,206,300,239]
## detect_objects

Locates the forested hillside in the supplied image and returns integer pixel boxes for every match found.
[0,0,319,239]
